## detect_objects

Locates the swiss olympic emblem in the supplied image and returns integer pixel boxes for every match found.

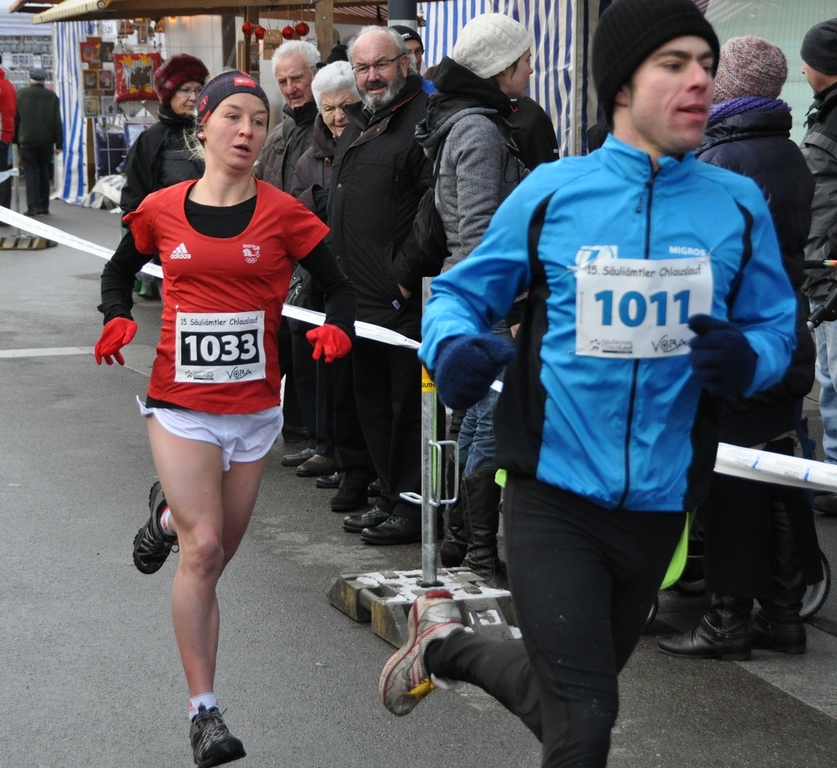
[243,244,261,264]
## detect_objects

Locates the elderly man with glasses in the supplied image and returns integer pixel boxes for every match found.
[327,25,434,545]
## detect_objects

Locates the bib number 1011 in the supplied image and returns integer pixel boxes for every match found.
[595,289,690,328]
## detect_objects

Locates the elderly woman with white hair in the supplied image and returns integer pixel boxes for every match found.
[291,60,360,216]
[289,62,375,512]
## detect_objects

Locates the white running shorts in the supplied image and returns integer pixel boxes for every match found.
[138,397,282,471]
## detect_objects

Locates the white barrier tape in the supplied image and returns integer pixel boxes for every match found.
[714,443,837,492]
[0,205,163,279]
[280,305,421,350]
[10,207,832,492]
[489,377,836,491]
[0,207,415,348]
[0,168,20,183]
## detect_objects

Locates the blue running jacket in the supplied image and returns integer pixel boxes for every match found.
[421,136,797,512]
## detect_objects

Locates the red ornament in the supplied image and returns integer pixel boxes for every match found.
[241,21,252,36]
[254,26,265,40]
[282,25,295,39]
[295,21,310,36]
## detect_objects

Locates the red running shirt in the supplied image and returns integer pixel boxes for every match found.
[124,179,329,414]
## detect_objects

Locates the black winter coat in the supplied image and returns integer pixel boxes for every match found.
[696,107,815,447]
[291,113,335,219]
[696,107,821,597]
[120,104,203,216]
[801,84,837,300]
[328,75,430,336]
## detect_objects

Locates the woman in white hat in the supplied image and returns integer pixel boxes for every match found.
[416,13,531,588]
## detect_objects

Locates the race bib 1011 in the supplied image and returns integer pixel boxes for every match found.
[175,310,266,384]
[575,257,713,358]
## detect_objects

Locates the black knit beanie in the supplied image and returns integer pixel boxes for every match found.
[197,70,271,126]
[801,18,837,76]
[593,0,720,125]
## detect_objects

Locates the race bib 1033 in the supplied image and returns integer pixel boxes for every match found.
[575,257,712,358]
[175,310,266,384]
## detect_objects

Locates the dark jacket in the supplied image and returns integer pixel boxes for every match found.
[120,104,203,216]
[14,82,61,149]
[696,105,815,447]
[417,57,526,270]
[800,83,837,300]
[255,100,317,193]
[327,74,430,335]
[507,95,559,170]
[291,113,335,218]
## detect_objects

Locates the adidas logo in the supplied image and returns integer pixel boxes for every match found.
[170,243,192,260]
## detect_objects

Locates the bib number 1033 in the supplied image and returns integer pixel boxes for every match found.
[576,257,712,358]
[175,310,267,383]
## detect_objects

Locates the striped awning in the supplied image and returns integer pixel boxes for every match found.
[420,0,588,156]
[33,0,110,24]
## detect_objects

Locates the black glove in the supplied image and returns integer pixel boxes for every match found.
[434,333,515,410]
[687,314,756,397]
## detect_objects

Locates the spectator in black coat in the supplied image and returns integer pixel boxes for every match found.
[658,37,821,661]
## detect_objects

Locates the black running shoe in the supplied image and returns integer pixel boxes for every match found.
[132,481,178,574]
[190,705,246,768]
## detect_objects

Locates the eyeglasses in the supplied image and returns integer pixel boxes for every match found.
[351,55,404,77]
[176,86,202,97]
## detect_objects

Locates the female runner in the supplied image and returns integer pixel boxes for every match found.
[95,70,355,768]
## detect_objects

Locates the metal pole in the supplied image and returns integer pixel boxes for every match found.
[413,276,459,587]
[387,0,417,28]
[418,275,441,586]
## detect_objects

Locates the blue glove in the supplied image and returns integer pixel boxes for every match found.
[687,314,756,397]
[434,333,516,410]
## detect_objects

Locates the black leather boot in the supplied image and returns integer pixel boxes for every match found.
[461,467,508,590]
[657,593,752,660]
[440,499,468,568]
[440,455,467,567]
[751,503,807,654]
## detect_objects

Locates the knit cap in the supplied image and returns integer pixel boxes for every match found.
[390,25,423,48]
[713,36,787,103]
[453,13,533,80]
[154,54,209,106]
[593,0,719,125]
[801,18,837,75]
[197,70,271,126]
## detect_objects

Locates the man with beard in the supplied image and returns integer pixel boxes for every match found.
[328,26,432,544]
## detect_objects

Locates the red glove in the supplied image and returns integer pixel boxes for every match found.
[306,324,352,363]
[95,317,138,366]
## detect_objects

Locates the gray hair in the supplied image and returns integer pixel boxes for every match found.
[347,26,417,77]
[272,40,321,74]
[311,61,360,109]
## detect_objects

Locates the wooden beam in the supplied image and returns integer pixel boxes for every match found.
[314,0,334,61]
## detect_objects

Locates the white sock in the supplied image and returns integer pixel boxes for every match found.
[160,507,174,537]
[189,692,218,721]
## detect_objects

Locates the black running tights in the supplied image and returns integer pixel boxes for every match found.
[426,475,684,768]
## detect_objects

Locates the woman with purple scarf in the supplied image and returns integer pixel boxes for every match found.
[657,36,823,661]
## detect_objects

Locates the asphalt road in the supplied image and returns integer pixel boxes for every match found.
[3,200,837,767]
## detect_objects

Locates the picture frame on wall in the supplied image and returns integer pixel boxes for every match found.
[101,96,117,117]
[82,68,99,91]
[97,69,114,92]
[80,40,100,66]
[99,42,114,64]
[84,95,101,118]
